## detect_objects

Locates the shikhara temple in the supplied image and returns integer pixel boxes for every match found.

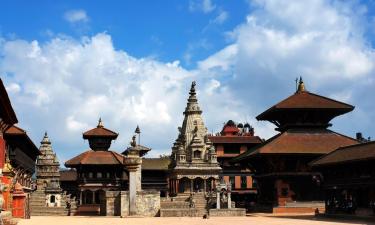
[0,77,374,221]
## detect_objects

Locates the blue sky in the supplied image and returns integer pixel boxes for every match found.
[0,0,250,68]
[0,0,375,165]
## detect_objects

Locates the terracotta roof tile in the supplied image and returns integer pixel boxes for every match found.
[83,127,118,139]
[312,141,375,166]
[0,79,18,125]
[257,91,354,120]
[233,129,358,161]
[142,158,170,170]
[209,136,263,144]
[4,125,40,155]
[65,150,125,167]
[60,169,77,181]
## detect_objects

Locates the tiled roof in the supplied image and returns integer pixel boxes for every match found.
[65,150,125,167]
[233,129,358,162]
[209,135,263,144]
[142,158,170,170]
[257,91,354,120]
[60,169,77,181]
[0,79,18,125]
[83,127,118,139]
[312,141,375,167]
[4,125,39,155]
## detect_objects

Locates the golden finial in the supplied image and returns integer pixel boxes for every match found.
[297,76,306,92]
[97,117,104,128]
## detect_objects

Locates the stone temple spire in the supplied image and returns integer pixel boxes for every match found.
[184,81,202,115]
[36,132,61,190]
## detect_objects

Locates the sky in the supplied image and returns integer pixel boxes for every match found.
[0,0,375,165]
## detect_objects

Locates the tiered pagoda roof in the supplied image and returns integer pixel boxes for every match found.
[312,141,375,167]
[65,119,125,167]
[257,78,354,131]
[233,78,358,162]
[65,150,125,166]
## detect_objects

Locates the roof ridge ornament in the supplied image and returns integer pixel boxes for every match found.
[97,117,104,128]
[41,131,51,144]
[190,81,196,96]
[297,76,306,92]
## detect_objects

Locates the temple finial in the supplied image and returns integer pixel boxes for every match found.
[41,131,51,144]
[135,125,141,134]
[297,76,306,92]
[97,117,104,128]
[189,81,196,96]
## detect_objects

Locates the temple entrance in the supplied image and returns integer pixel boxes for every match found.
[178,178,189,193]
[193,178,204,192]
[82,190,94,204]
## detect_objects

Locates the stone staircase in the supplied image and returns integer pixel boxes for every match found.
[29,190,68,216]
[160,192,208,217]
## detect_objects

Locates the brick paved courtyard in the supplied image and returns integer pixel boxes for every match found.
[17,215,374,225]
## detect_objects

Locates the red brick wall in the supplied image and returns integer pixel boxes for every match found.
[239,145,247,154]
[0,136,5,169]
[235,176,241,189]
[246,176,252,189]
[216,145,224,156]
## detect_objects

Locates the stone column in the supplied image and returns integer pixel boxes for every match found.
[92,191,95,204]
[176,179,180,194]
[190,179,193,193]
[227,192,231,209]
[203,179,206,193]
[128,167,138,215]
[216,191,220,209]
[80,190,83,205]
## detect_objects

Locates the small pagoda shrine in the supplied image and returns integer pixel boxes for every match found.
[169,81,222,195]
[234,78,359,213]
[30,132,68,216]
[65,119,127,215]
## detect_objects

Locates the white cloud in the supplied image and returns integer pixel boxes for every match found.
[0,33,243,161]
[189,0,216,13]
[1,0,375,162]
[64,9,89,23]
[5,83,21,94]
[198,0,375,138]
[212,10,228,24]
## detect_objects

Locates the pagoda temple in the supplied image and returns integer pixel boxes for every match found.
[233,78,359,213]
[209,120,263,209]
[169,81,221,195]
[30,132,69,216]
[65,119,127,215]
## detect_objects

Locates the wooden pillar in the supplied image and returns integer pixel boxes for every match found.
[80,191,83,205]
[176,179,180,194]
[92,191,95,204]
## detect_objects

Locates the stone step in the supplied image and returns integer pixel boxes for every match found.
[160,209,207,217]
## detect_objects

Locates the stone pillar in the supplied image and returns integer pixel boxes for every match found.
[216,191,220,209]
[190,179,193,193]
[80,191,82,205]
[128,167,137,215]
[136,161,142,191]
[92,191,95,204]
[176,179,180,194]
[203,179,206,193]
[228,192,231,209]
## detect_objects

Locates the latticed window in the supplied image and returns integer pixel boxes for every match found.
[193,150,201,159]
[241,176,247,189]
